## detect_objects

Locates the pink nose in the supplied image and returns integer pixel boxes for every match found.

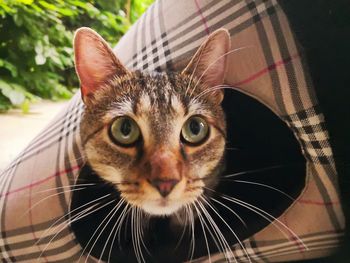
[148,179,179,197]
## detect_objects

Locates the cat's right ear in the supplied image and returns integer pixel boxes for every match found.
[74,27,129,103]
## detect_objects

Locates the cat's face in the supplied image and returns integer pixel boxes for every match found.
[74,27,230,216]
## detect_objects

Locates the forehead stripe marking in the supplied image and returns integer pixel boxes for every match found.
[83,125,105,145]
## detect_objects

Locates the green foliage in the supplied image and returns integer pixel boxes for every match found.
[0,0,153,112]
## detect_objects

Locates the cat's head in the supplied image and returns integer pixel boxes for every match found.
[74,27,230,216]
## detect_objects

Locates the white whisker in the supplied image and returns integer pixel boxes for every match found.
[20,187,88,220]
[207,188,308,251]
[35,193,111,247]
[174,208,189,250]
[197,199,237,263]
[201,196,251,263]
[189,46,253,98]
[33,183,96,194]
[185,45,206,97]
[98,199,127,263]
[194,200,224,257]
[187,204,196,261]
[37,198,115,261]
[192,201,211,263]
[117,205,132,248]
[84,199,125,263]
[210,197,247,228]
[131,207,142,263]
[108,203,130,262]
[223,165,286,178]
[224,179,294,201]
[194,84,232,100]
[78,199,121,263]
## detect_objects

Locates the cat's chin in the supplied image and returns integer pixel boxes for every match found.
[140,200,184,216]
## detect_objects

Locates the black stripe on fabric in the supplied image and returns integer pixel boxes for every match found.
[0,151,25,262]
[56,104,75,239]
[72,131,85,169]
[157,0,173,71]
[291,42,319,106]
[0,216,64,237]
[310,163,342,231]
[266,2,304,111]
[249,235,343,256]
[245,239,260,263]
[258,242,341,261]
[171,1,278,72]
[35,96,77,260]
[215,237,341,263]
[1,98,79,260]
[22,102,83,157]
[129,0,277,72]
[132,18,143,69]
[124,0,222,67]
[138,0,278,71]
[250,237,269,263]
[10,238,79,262]
[149,5,160,69]
[167,0,242,50]
[0,82,60,261]
[0,161,11,259]
[283,106,337,167]
[140,4,149,70]
[23,105,82,158]
[3,227,72,251]
[246,244,339,263]
[0,100,83,177]
[246,0,287,115]
[136,0,243,70]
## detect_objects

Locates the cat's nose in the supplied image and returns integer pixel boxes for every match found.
[149,179,179,197]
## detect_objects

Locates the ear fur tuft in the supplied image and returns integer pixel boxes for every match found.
[182,29,231,103]
[74,27,129,103]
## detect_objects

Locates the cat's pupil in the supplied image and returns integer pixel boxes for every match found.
[189,120,201,135]
[121,119,132,136]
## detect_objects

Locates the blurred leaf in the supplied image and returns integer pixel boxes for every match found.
[0,59,18,77]
[21,99,30,113]
[17,0,34,4]
[38,1,57,11]
[0,80,25,105]
[35,53,46,65]
[0,0,153,112]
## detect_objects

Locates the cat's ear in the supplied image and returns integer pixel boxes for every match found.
[182,29,230,103]
[74,27,129,103]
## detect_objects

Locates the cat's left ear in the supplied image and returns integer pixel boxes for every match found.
[182,29,231,104]
[74,27,129,103]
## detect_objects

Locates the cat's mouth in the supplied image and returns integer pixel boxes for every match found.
[120,177,203,216]
[141,199,184,216]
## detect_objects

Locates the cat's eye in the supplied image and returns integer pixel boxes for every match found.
[181,116,209,145]
[109,117,141,146]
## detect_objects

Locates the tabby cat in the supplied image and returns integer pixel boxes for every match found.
[75,27,230,217]
[72,28,304,263]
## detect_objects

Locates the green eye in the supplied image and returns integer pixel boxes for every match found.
[181,116,209,145]
[109,117,141,146]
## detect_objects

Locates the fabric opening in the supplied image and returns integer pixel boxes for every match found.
[71,89,306,262]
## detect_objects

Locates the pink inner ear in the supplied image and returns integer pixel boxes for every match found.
[74,28,128,99]
[183,29,230,89]
[200,45,228,88]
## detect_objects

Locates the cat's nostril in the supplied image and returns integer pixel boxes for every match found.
[149,179,179,197]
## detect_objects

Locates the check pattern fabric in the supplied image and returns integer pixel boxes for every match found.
[0,0,345,262]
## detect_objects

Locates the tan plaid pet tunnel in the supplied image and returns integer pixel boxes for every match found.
[0,0,345,262]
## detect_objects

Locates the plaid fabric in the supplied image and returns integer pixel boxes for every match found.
[0,0,345,262]
[284,105,335,165]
